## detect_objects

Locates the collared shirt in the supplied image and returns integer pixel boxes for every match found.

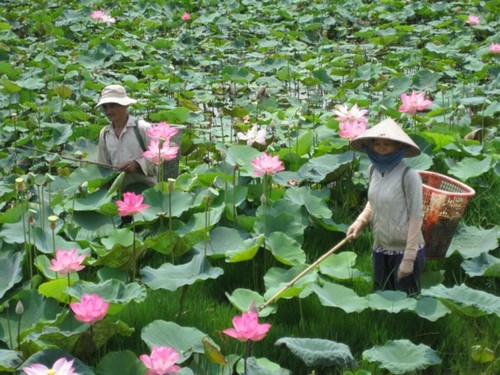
[97,115,157,189]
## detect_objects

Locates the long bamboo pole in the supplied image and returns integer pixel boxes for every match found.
[17,145,118,170]
[259,234,353,311]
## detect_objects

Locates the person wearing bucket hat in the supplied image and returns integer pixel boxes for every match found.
[96,84,157,193]
[347,118,426,295]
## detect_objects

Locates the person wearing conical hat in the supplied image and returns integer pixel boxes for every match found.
[347,118,426,295]
[96,84,157,193]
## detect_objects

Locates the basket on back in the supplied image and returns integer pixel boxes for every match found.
[419,171,475,259]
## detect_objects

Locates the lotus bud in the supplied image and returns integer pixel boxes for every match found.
[15,301,24,315]
[260,193,267,205]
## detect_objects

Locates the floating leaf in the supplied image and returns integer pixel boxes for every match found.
[363,339,441,374]
[422,284,500,318]
[275,337,355,368]
[141,252,223,292]
[0,251,23,300]
[447,223,499,259]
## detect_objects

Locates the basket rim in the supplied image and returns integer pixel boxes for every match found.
[418,170,476,197]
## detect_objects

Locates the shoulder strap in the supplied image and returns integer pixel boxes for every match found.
[401,165,410,207]
[133,119,147,152]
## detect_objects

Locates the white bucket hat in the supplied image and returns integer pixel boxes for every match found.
[95,84,137,108]
[350,118,421,157]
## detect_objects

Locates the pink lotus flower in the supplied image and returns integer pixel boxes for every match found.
[140,346,181,375]
[332,104,368,140]
[465,14,480,25]
[146,122,179,142]
[69,293,109,325]
[223,310,271,342]
[333,103,368,126]
[489,43,500,53]
[251,152,285,176]
[116,192,149,217]
[143,140,180,165]
[339,121,366,141]
[398,90,433,115]
[237,125,267,146]
[90,10,116,25]
[181,12,191,21]
[48,248,86,275]
[22,357,77,375]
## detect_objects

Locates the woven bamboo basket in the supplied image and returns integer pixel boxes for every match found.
[419,171,475,258]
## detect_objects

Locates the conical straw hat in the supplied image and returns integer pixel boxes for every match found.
[350,118,421,157]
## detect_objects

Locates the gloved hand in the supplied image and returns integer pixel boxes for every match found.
[347,203,372,239]
[397,216,423,280]
[397,259,414,280]
[347,220,364,239]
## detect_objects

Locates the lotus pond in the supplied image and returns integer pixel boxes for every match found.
[0,0,499,374]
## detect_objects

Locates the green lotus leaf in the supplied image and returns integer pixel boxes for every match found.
[460,96,488,106]
[296,152,354,183]
[412,69,441,90]
[96,350,147,375]
[72,211,116,241]
[243,356,291,375]
[447,155,492,181]
[72,189,114,211]
[264,265,317,302]
[33,227,83,254]
[366,290,417,313]
[319,251,370,281]
[144,229,180,256]
[0,290,64,349]
[224,145,261,170]
[141,320,207,362]
[306,282,368,313]
[447,223,499,259]
[193,226,255,259]
[225,288,275,317]
[283,186,331,219]
[0,204,24,224]
[413,296,450,321]
[141,189,194,221]
[266,232,306,266]
[26,319,133,358]
[462,253,500,277]
[421,284,500,318]
[50,164,116,196]
[275,337,355,368]
[363,339,441,374]
[18,349,94,375]
[0,251,23,300]
[93,229,146,269]
[38,278,72,304]
[141,252,223,291]
[0,349,22,372]
[254,211,306,244]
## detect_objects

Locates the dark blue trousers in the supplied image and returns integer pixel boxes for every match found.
[373,247,426,296]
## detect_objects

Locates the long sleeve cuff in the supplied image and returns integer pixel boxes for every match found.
[403,216,423,262]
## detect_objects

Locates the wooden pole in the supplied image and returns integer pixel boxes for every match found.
[18,145,118,170]
[259,234,353,311]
